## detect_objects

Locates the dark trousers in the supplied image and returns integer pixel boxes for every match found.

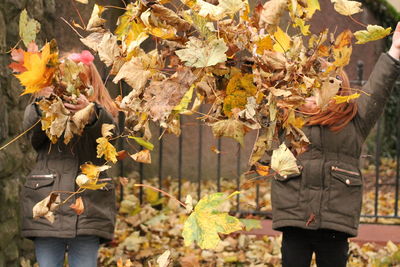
[281,227,349,267]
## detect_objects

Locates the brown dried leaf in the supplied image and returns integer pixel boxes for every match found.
[131,149,151,164]
[144,68,197,121]
[70,197,85,215]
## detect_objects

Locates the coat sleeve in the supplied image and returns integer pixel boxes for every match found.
[355,53,400,139]
[23,102,48,151]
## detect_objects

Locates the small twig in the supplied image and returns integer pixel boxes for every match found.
[0,119,40,151]
[5,39,22,53]
[103,5,127,10]
[70,0,86,29]
[349,15,367,28]
[341,86,371,96]
[61,188,86,205]
[60,17,84,39]
[134,183,187,208]
[50,190,77,195]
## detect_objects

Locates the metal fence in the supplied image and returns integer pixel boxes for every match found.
[117,60,400,221]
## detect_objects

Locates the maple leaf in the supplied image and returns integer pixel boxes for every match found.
[76,163,110,190]
[80,32,105,51]
[157,250,171,267]
[331,0,362,16]
[293,18,310,36]
[144,68,197,122]
[354,25,392,44]
[113,51,161,91]
[86,4,107,31]
[223,72,257,117]
[175,37,228,68]
[211,119,246,146]
[9,48,27,73]
[271,142,300,178]
[80,163,111,179]
[306,0,321,18]
[273,27,291,53]
[140,9,177,39]
[182,192,243,249]
[70,197,85,215]
[259,0,286,29]
[333,93,360,104]
[150,4,191,32]
[218,0,246,18]
[131,149,152,164]
[128,136,154,150]
[315,76,341,109]
[335,29,353,49]
[101,123,116,138]
[196,0,225,20]
[97,32,121,67]
[70,102,95,136]
[249,124,276,166]
[32,193,61,223]
[15,42,57,95]
[254,35,274,55]
[96,137,118,163]
[19,9,41,47]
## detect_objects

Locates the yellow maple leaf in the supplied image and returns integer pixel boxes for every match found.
[332,0,362,16]
[16,42,56,95]
[306,0,320,19]
[354,25,392,44]
[96,137,118,163]
[80,162,110,179]
[333,93,360,104]
[273,27,291,53]
[255,35,274,55]
[182,192,243,249]
[293,17,310,36]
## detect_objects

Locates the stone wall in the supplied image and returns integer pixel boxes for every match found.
[0,1,57,265]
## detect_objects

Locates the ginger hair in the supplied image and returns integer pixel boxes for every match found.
[82,62,119,118]
[307,69,358,132]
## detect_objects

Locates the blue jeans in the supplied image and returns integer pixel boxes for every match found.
[34,235,100,267]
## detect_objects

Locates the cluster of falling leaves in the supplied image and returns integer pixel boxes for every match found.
[75,0,391,179]
[7,0,394,255]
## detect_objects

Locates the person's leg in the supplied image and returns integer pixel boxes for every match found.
[281,228,314,267]
[314,230,349,267]
[34,237,66,267]
[67,235,100,267]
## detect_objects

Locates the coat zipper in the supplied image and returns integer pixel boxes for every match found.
[31,174,56,179]
[331,166,360,176]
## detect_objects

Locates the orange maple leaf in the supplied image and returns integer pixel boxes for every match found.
[15,42,57,95]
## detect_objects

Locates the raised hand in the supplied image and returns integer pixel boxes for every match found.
[388,22,400,60]
[63,94,90,113]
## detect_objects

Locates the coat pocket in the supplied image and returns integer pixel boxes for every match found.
[22,173,57,218]
[271,170,302,210]
[328,164,363,218]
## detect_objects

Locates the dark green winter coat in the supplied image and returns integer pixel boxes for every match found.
[271,53,400,237]
[21,101,117,242]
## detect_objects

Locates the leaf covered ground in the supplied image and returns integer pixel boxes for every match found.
[96,167,400,267]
